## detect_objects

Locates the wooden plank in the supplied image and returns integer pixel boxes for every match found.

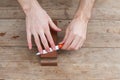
[94,0,120,8]
[0,19,119,47]
[0,0,119,20]
[1,62,120,80]
[40,58,58,66]
[0,0,119,79]
[0,47,120,79]
[0,0,119,9]
[0,0,78,8]
[0,47,120,64]
[40,51,58,59]
[0,7,119,20]
[0,47,38,61]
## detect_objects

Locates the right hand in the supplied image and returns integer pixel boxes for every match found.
[25,5,61,53]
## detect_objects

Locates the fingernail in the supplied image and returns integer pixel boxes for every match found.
[28,43,32,50]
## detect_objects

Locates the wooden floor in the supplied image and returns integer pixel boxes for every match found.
[0,0,120,80]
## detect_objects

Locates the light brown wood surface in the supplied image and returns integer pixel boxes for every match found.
[0,0,120,80]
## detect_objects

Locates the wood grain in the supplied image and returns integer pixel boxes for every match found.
[0,0,119,20]
[0,7,119,20]
[0,0,119,8]
[0,0,120,79]
[0,47,119,64]
[0,47,120,80]
[0,20,120,47]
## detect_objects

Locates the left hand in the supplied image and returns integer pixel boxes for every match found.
[59,18,88,50]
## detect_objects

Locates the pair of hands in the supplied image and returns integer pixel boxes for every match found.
[25,6,87,53]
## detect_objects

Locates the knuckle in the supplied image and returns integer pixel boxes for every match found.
[70,46,75,50]
[31,29,36,34]
[40,36,46,42]
[82,37,86,40]
[42,41,49,48]
[66,48,70,50]
[45,45,49,50]
[45,46,49,50]
[74,34,82,38]
[42,40,47,44]
[70,46,79,50]
[26,26,31,30]
[50,41,55,46]
[44,26,49,30]
[78,35,86,40]
[35,38,39,43]
[41,38,46,42]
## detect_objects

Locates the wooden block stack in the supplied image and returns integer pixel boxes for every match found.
[40,21,58,66]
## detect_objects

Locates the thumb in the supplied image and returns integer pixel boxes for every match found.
[59,29,69,44]
[59,40,65,44]
[49,19,61,31]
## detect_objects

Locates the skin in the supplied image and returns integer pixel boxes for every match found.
[60,0,95,50]
[17,0,95,53]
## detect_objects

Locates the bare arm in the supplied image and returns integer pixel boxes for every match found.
[17,0,61,53]
[17,0,43,14]
[60,0,95,50]
[74,0,95,22]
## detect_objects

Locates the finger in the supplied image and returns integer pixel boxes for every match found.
[45,27,56,50]
[38,31,50,52]
[62,32,74,49]
[59,29,69,44]
[27,30,32,49]
[67,36,80,50]
[49,19,61,31]
[33,33,43,53]
[75,37,86,49]
[75,40,84,50]
[26,17,32,50]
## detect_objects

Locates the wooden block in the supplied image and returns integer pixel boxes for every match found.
[40,20,58,66]
[40,58,58,66]
[40,51,58,59]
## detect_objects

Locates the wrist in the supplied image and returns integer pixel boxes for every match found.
[73,15,89,23]
[22,0,43,15]
[73,11,91,23]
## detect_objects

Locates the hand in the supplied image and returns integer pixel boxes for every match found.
[25,5,61,53]
[59,18,88,50]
